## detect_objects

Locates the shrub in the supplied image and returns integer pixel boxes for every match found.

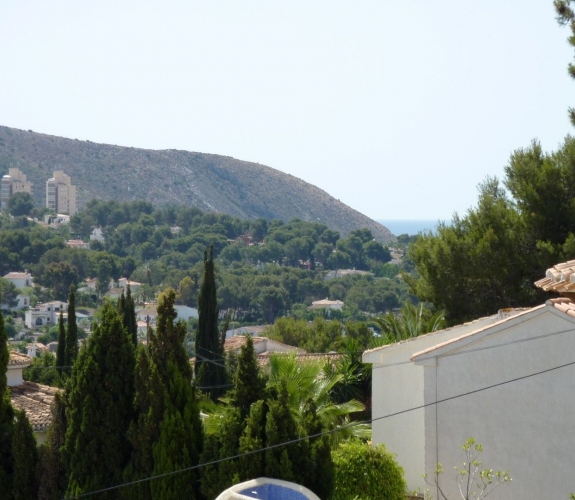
[331,441,406,500]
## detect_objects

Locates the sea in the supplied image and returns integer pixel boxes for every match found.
[377,219,448,236]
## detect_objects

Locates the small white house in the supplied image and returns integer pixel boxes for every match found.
[310,298,344,311]
[3,271,33,289]
[25,301,68,329]
[90,227,105,242]
[363,299,575,499]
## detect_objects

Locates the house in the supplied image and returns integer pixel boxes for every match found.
[90,227,105,242]
[44,213,70,225]
[105,288,125,299]
[136,306,158,325]
[7,351,57,445]
[117,277,142,291]
[323,269,374,280]
[310,298,344,311]
[363,262,575,499]
[66,239,90,250]
[25,301,68,329]
[3,271,33,289]
[225,325,269,339]
[224,335,306,357]
[174,305,198,321]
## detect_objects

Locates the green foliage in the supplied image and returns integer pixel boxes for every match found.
[11,410,39,500]
[8,192,34,217]
[423,438,511,500]
[0,308,15,496]
[372,302,445,344]
[195,246,228,399]
[64,285,78,369]
[23,351,58,386]
[0,278,19,308]
[38,392,67,500]
[332,441,406,500]
[64,302,135,497]
[233,335,266,417]
[56,310,66,376]
[555,1,575,125]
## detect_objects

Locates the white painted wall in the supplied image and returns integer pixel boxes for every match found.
[7,366,24,387]
[415,306,575,499]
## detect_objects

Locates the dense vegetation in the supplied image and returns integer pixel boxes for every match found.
[0,198,412,328]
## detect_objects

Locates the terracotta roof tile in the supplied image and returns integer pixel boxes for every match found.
[224,336,266,352]
[10,382,58,432]
[8,351,30,366]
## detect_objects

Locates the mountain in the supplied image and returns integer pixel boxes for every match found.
[0,126,394,242]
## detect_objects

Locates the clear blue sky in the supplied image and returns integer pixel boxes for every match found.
[0,1,572,220]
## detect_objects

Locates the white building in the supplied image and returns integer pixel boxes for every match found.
[363,298,575,499]
[90,227,105,242]
[310,298,344,311]
[25,301,68,329]
[3,271,33,289]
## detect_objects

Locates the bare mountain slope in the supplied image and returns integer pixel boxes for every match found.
[0,126,393,242]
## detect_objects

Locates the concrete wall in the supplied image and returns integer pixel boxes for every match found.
[418,307,575,499]
[7,366,24,387]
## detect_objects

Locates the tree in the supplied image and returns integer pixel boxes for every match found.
[8,192,34,217]
[119,286,137,346]
[177,276,195,307]
[233,335,266,418]
[42,262,79,301]
[38,393,67,500]
[11,410,39,500]
[0,308,15,496]
[64,285,78,370]
[408,177,540,324]
[0,278,19,309]
[195,246,227,400]
[371,302,445,344]
[130,288,203,499]
[423,438,511,500]
[332,441,406,500]
[64,302,135,497]
[55,309,66,376]
[555,1,575,125]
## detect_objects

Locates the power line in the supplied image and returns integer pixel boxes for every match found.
[62,358,575,499]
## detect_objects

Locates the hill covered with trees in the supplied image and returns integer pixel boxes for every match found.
[0,126,393,243]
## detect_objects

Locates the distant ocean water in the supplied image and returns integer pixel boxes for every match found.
[377,219,447,236]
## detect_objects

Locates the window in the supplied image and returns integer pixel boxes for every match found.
[35,318,42,326]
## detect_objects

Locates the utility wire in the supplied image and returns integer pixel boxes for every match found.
[62,358,575,499]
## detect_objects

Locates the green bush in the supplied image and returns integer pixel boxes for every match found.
[331,441,406,500]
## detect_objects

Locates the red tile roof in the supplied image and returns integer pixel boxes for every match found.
[10,382,58,432]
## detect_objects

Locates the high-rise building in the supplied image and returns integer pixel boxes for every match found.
[0,168,33,211]
[46,170,77,215]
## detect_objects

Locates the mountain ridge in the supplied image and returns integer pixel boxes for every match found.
[0,125,394,242]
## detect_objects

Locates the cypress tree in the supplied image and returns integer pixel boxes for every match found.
[0,307,14,497]
[12,410,39,500]
[123,347,165,500]
[129,289,203,499]
[234,335,266,418]
[195,245,227,400]
[64,302,135,498]
[38,392,67,500]
[125,285,138,346]
[264,382,300,482]
[238,399,268,481]
[55,308,66,376]
[64,285,78,370]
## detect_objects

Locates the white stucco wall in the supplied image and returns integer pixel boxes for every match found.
[364,315,501,492]
[7,366,24,387]
[415,306,575,499]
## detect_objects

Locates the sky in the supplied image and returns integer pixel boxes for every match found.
[0,1,573,221]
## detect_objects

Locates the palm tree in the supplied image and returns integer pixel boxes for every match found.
[267,353,370,445]
[371,302,445,347]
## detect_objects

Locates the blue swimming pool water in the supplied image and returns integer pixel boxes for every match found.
[239,484,309,499]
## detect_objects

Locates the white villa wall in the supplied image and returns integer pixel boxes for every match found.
[7,366,24,387]
[416,307,575,499]
[364,314,507,493]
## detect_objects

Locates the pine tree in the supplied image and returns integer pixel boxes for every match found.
[12,410,39,500]
[64,302,135,498]
[55,309,66,376]
[195,245,227,400]
[0,307,14,497]
[234,335,266,417]
[38,392,67,500]
[64,285,78,370]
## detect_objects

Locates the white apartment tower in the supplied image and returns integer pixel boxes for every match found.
[46,170,77,215]
[0,168,33,210]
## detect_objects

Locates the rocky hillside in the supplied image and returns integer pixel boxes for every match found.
[0,126,394,242]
